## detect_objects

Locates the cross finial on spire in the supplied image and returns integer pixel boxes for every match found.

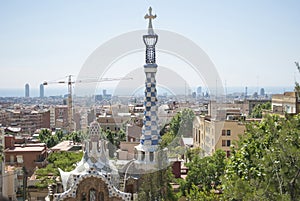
[144,7,157,35]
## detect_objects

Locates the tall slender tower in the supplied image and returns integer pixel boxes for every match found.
[135,7,160,165]
[25,83,30,97]
[40,84,44,98]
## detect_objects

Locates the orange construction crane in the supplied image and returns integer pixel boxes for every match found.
[43,75,132,132]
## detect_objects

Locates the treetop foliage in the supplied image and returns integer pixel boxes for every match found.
[181,114,299,201]
[34,151,83,188]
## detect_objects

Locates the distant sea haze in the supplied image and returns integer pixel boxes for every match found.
[0,88,68,97]
[0,86,294,98]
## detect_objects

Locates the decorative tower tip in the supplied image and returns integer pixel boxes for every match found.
[144,7,157,35]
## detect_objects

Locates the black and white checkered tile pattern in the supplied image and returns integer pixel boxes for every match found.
[140,71,160,146]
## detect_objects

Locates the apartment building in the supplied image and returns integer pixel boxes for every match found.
[52,105,69,130]
[193,109,246,157]
[4,136,48,176]
[272,92,300,115]
[97,115,131,132]
[0,106,50,134]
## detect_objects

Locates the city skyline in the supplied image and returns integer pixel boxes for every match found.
[0,0,300,95]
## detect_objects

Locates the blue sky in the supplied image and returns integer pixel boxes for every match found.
[0,0,299,94]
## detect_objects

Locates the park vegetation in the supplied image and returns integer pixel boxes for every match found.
[34,151,83,188]
[179,114,300,201]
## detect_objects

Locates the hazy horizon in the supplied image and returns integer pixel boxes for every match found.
[0,85,294,98]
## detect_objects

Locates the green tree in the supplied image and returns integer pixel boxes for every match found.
[38,129,52,143]
[35,151,83,188]
[179,108,195,137]
[56,130,64,141]
[160,131,176,148]
[164,108,195,138]
[104,129,127,158]
[180,150,226,198]
[186,147,204,161]
[250,102,271,118]
[45,135,58,148]
[138,168,176,201]
[186,184,221,201]
[169,112,181,136]
[39,129,67,148]
[160,108,195,150]
[64,131,83,143]
[222,114,300,201]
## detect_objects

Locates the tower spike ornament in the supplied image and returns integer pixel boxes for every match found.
[143,7,158,65]
[144,7,157,35]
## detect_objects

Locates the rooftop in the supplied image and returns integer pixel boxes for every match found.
[50,140,81,152]
[5,146,46,152]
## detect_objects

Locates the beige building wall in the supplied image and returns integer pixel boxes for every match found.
[118,142,139,160]
[193,115,246,157]
[215,121,246,157]
[2,166,17,201]
[97,116,130,132]
[272,92,299,114]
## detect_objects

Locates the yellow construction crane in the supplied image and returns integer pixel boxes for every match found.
[43,75,132,132]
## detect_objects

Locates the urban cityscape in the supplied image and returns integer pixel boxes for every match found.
[0,1,300,201]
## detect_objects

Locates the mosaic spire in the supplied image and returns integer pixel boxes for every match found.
[140,7,160,148]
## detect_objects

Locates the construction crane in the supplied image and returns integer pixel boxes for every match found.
[43,75,132,132]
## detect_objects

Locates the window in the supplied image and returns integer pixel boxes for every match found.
[222,140,231,147]
[150,152,154,162]
[141,151,145,161]
[58,109,64,118]
[222,130,226,136]
[16,155,23,163]
[227,130,231,136]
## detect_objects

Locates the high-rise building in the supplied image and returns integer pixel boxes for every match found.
[197,86,202,95]
[260,88,265,96]
[40,84,44,98]
[25,83,30,97]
